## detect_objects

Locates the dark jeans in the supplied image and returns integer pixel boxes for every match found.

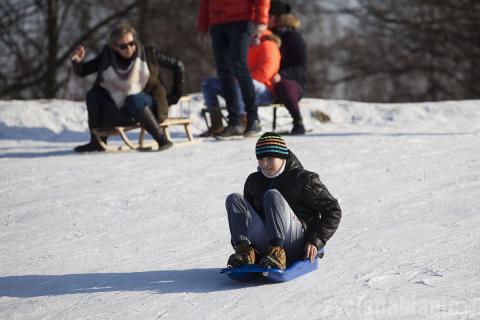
[86,86,156,129]
[202,77,274,115]
[210,21,257,126]
[273,79,303,121]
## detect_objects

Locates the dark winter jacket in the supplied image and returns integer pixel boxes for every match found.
[72,45,185,122]
[272,14,307,92]
[243,152,341,250]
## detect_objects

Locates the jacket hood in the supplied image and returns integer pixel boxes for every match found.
[274,14,301,30]
[285,151,304,171]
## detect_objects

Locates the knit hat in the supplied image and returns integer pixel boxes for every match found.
[255,132,289,159]
[269,0,292,17]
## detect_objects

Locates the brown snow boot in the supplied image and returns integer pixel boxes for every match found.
[199,109,224,137]
[259,246,287,270]
[227,243,256,268]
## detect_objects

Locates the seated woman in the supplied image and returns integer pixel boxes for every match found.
[269,1,308,134]
[71,22,185,152]
[200,29,281,137]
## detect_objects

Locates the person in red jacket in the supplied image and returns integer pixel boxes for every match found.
[201,30,281,137]
[197,0,271,137]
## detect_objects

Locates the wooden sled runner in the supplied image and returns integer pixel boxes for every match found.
[91,117,196,152]
[91,96,197,152]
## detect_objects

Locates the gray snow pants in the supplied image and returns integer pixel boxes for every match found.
[226,189,305,262]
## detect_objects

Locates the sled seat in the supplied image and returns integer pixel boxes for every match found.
[201,103,286,132]
[91,117,196,152]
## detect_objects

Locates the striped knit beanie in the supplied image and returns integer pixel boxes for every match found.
[255,132,289,159]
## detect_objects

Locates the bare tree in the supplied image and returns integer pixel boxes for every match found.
[325,0,480,101]
[0,0,141,99]
[8,0,479,102]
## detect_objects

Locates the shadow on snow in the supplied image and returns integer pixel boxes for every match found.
[0,268,264,297]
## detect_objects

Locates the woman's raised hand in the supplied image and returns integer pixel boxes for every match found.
[71,45,86,63]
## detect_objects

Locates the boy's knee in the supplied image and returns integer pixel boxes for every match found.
[226,192,243,206]
[226,192,241,199]
[264,189,283,202]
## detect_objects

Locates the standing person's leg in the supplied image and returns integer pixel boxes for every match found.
[202,77,246,115]
[273,79,305,134]
[260,189,305,268]
[225,192,270,266]
[227,22,261,135]
[210,25,243,132]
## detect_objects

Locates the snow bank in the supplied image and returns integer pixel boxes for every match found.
[1,97,479,142]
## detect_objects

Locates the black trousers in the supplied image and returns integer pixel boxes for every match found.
[210,21,258,125]
[85,86,135,130]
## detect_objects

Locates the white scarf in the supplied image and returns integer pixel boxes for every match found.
[100,47,150,109]
[259,159,286,179]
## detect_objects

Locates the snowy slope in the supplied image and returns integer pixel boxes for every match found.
[0,97,479,319]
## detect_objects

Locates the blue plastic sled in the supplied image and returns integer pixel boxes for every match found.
[220,248,324,282]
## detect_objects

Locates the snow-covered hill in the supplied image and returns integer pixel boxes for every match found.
[1,97,479,319]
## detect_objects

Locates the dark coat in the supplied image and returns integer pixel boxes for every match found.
[72,45,185,122]
[272,14,307,92]
[243,152,341,249]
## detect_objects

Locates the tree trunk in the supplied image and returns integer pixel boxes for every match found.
[46,0,59,98]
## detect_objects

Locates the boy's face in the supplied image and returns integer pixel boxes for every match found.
[258,157,284,176]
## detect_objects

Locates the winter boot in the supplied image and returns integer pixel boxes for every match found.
[74,134,106,153]
[259,246,287,270]
[227,242,256,268]
[210,109,224,134]
[240,114,248,128]
[133,107,173,151]
[199,109,224,137]
[216,123,245,138]
[243,119,262,137]
[291,119,306,135]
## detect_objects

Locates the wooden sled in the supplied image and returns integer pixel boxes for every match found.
[91,117,197,152]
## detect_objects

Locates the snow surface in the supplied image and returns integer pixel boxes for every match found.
[1,97,479,319]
